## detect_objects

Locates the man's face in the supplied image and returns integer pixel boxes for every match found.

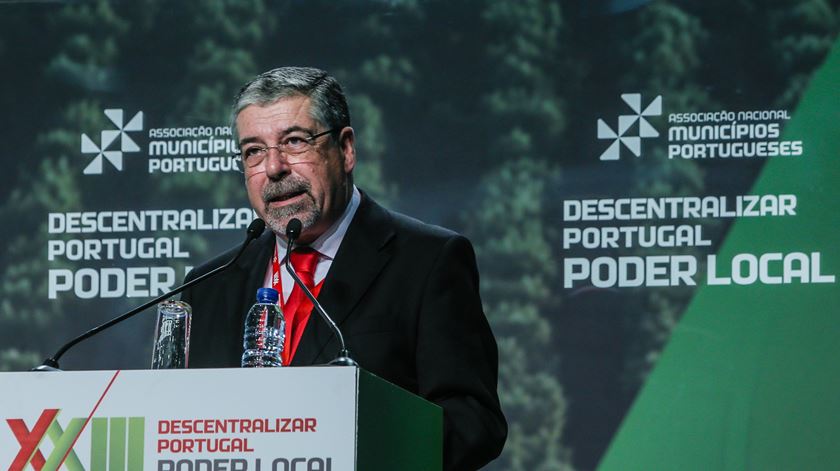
[236,96,355,242]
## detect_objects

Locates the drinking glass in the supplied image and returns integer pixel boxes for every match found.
[151,300,191,369]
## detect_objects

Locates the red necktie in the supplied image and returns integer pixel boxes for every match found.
[281,248,322,365]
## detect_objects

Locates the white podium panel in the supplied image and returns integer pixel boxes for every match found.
[0,367,359,471]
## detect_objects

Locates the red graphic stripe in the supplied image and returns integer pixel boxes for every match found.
[56,370,122,470]
[6,409,57,471]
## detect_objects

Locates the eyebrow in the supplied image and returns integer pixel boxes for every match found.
[238,125,316,146]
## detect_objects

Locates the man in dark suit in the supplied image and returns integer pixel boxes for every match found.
[181,67,506,470]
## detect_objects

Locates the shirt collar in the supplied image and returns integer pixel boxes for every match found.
[275,185,361,260]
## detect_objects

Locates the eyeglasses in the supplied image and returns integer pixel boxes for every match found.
[232,128,336,173]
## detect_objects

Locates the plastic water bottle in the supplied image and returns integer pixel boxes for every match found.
[241,288,285,367]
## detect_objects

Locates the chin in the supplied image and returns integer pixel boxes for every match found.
[265,208,319,237]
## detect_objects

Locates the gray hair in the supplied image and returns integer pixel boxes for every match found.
[231,67,351,141]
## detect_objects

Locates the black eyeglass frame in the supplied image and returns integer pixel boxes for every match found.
[231,128,338,172]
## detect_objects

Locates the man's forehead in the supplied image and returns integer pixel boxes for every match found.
[237,96,316,130]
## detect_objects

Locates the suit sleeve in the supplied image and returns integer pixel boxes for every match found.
[178,267,200,312]
[415,235,507,470]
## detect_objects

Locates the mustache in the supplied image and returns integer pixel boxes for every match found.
[262,178,312,203]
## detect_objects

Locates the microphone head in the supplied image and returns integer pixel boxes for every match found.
[286,218,302,241]
[247,219,266,239]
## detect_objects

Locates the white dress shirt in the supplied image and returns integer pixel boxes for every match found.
[262,185,361,302]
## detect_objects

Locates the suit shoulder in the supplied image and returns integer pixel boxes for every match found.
[184,244,241,282]
[381,209,481,275]
[358,193,472,253]
[386,208,466,245]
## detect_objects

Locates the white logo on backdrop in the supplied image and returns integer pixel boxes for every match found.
[596,93,662,161]
[80,109,144,174]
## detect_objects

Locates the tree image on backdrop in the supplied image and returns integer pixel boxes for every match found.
[0,1,836,469]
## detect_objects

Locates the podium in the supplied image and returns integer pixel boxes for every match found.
[0,367,442,471]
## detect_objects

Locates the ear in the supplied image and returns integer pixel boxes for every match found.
[338,126,356,174]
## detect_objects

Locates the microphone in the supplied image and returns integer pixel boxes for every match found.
[284,218,357,366]
[34,219,267,371]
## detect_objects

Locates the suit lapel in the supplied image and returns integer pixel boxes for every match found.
[191,228,274,368]
[291,194,395,365]
[236,229,276,329]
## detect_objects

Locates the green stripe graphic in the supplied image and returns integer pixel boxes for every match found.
[44,418,85,471]
[91,418,108,471]
[109,417,127,471]
[600,37,840,471]
[127,418,145,471]
[90,417,145,471]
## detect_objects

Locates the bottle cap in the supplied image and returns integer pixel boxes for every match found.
[256,287,279,304]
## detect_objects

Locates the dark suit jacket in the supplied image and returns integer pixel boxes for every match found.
[181,193,507,470]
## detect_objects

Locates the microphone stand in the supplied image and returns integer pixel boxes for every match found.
[33,219,266,371]
[284,219,357,367]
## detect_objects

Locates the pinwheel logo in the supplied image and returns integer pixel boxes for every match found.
[596,93,662,161]
[81,109,144,175]
[6,409,145,471]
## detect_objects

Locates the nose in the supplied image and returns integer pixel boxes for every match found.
[263,147,291,179]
